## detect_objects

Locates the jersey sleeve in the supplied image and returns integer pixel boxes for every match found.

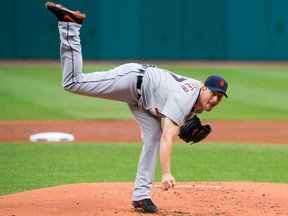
[161,91,198,126]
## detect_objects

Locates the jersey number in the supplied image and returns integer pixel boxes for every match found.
[168,72,187,82]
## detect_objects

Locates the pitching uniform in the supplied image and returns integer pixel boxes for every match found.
[58,22,203,201]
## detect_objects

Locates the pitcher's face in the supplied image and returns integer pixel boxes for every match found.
[200,87,224,111]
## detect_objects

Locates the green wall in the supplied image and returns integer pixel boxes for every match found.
[1,0,288,60]
[227,0,288,60]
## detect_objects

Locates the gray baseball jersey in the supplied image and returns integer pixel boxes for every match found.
[57,22,203,201]
[140,68,203,126]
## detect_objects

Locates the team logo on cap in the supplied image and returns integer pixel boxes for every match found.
[219,80,225,87]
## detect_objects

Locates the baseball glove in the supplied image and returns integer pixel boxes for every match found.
[178,115,212,144]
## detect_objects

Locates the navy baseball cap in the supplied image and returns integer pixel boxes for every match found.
[204,75,228,98]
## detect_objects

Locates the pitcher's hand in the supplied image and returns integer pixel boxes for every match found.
[161,174,176,191]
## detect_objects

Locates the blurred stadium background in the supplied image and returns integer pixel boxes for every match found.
[2,0,288,61]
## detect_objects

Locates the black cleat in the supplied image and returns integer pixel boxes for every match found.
[132,198,159,213]
[45,2,86,24]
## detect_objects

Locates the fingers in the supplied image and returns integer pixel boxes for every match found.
[161,174,176,191]
[161,179,176,191]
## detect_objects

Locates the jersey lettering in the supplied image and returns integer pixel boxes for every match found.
[180,84,189,92]
[181,82,202,92]
[167,70,202,92]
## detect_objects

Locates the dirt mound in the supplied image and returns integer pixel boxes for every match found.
[1,182,287,216]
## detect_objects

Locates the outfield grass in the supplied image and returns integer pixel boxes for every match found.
[1,63,288,120]
[0,142,287,195]
[0,64,132,120]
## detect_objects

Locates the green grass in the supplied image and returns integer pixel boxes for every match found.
[0,64,132,120]
[0,142,287,195]
[1,63,288,120]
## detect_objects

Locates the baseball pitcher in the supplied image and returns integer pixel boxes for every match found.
[45,2,228,213]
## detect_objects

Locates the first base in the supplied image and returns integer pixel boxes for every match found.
[29,132,75,142]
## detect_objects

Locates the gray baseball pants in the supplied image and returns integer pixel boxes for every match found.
[58,22,162,201]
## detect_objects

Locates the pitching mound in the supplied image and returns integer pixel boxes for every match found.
[0,182,287,216]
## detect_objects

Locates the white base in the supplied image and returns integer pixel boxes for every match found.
[29,132,75,142]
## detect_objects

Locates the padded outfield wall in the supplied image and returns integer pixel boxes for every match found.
[1,0,288,60]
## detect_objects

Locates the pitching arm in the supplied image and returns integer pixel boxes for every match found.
[160,117,179,190]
